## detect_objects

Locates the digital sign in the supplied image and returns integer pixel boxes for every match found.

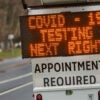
[20,11,100,58]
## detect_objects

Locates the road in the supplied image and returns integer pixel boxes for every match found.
[0,57,33,100]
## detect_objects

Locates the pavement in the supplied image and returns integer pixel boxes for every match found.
[0,56,31,71]
[0,56,30,64]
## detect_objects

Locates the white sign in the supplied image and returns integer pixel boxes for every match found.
[32,54,100,89]
[29,5,100,90]
[8,34,14,40]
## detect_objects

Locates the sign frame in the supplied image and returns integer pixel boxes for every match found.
[20,4,100,90]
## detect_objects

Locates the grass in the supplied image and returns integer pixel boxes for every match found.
[0,48,21,60]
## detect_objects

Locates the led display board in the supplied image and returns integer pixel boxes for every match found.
[20,11,100,58]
